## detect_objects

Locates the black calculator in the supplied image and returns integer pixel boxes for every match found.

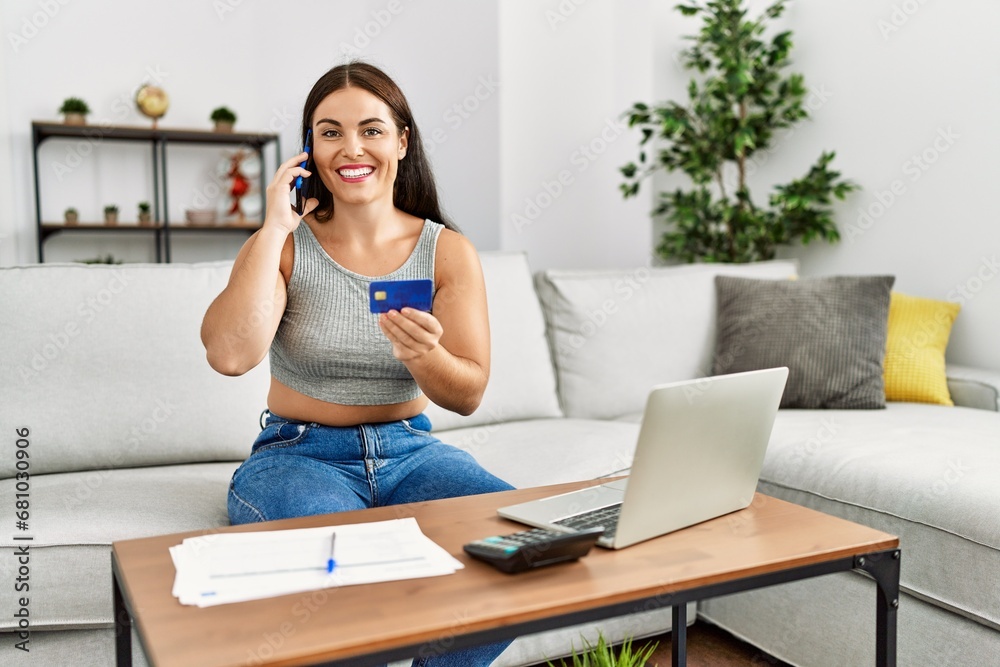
[462,527,605,574]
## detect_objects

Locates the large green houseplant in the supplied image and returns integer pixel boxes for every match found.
[620,0,858,263]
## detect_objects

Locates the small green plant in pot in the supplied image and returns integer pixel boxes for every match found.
[78,254,122,265]
[103,204,119,226]
[620,0,858,263]
[64,207,79,226]
[210,106,237,132]
[137,201,152,226]
[547,633,658,667]
[59,97,90,126]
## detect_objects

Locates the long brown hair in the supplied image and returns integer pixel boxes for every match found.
[300,61,457,231]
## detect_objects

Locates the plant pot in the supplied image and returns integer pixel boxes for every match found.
[104,212,119,226]
[63,113,86,126]
[64,212,79,226]
[213,121,234,133]
[138,212,153,226]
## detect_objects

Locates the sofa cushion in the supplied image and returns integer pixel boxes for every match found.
[760,404,1000,629]
[884,292,960,405]
[0,462,239,630]
[0,263,268,478]
[713,274,895,409]
[535,260,798,419]
[947,365,1000,412]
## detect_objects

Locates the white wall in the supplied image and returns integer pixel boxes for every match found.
[0,0,499,263]
[776,1,1000,370]
[498,0,654,271]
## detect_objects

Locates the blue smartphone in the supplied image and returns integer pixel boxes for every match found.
[294,129,312,215]
[369,279,433,313]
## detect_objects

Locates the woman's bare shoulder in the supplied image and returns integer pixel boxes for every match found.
[434,227,479,269]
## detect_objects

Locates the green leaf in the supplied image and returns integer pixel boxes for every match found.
[618,0,854,264]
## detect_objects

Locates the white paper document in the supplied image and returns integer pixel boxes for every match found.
[170,518,463,607]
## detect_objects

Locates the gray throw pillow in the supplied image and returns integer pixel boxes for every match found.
[713,274,895,409]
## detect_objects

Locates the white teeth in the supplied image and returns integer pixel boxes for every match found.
[339,167,374,178]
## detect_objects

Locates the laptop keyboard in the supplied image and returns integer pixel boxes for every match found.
[553,504,622,541]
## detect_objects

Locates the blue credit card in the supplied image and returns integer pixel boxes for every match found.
[369,279,433,313]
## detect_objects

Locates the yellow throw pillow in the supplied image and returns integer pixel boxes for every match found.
[883,292,960,405]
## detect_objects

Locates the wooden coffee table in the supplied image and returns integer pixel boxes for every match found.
[112,480,900,666]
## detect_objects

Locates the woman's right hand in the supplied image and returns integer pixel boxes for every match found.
[264,151,319,233]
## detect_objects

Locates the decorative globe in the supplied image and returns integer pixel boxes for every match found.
[135,85,169,127]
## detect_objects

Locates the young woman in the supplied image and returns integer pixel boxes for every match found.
[201,62,513,667]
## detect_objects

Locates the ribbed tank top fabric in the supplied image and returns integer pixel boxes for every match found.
[269,219,442,405]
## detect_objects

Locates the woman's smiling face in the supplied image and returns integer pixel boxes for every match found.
[310,86,408,208]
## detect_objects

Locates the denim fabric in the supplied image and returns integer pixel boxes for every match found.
[228,411,514,666]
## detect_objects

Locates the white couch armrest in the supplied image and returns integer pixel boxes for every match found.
[947,364,1000,411]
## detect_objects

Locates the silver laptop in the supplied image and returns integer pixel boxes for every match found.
[497,367,788,549]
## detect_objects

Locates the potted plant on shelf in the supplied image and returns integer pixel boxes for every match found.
[64,207,79,226]
[210,106,237,133]
[58,97,91,126]
[103,204,119,226]
[137,201,153,226]
[78,254,122,264]
[619,0,858,263]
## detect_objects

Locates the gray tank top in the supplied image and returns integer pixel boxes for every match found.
[269,219,443,405]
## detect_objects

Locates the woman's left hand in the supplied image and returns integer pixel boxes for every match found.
[378,308,444,363]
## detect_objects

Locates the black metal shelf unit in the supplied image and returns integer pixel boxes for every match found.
[31,121,281,262]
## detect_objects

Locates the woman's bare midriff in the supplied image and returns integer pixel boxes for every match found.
[266,377,430,426]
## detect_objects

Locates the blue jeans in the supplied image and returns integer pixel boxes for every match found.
[228,411,515,667]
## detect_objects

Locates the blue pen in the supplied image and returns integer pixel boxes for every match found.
[326,531,337,574]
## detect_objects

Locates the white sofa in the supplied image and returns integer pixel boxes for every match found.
[1,253,998,666]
